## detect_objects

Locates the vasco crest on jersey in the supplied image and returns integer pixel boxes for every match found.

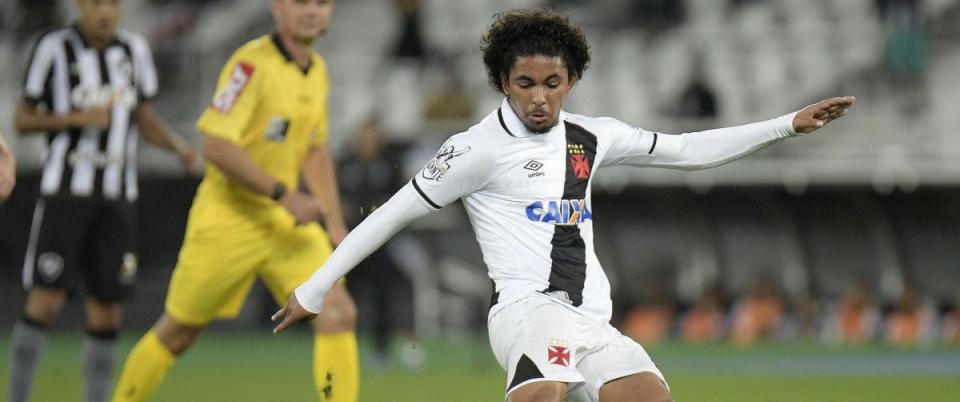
[421,144,471,182]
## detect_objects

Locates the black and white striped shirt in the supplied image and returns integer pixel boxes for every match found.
[22,24,158,201]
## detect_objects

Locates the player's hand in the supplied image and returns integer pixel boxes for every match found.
[280,191,325,224]
[74,106,112,130]
[0,151,15,203]
[272,292,317,334]
[177,145,201,176]
[793,96,855,134]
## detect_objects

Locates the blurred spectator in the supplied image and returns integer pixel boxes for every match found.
[941,288,960,345]
[339,117,414,366]
[884,283,936,346]
[12,0,63,44]
[391,0,427,63]
[822,279,881,344]
[622,281,676,344]
[422,56,474,123]
[730,276,785,346]
[875,0,928,114]
[627,0,686,35]
[680,285,726,344]
[789,291,820,342]
[667,52,718,120]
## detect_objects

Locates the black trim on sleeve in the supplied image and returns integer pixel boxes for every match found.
[411,178,441,209]
[648,132,658,154]
[497,108,517,137]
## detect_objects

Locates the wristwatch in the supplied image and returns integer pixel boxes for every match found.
[271,182,287,201]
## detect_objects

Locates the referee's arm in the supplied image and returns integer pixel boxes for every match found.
[302,143,348,246]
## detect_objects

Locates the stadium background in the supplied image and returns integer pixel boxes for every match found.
[0,0,959,401]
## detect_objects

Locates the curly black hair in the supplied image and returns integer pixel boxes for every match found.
[481,8,591,94]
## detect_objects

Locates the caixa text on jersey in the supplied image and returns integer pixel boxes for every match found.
[525,199,593,225]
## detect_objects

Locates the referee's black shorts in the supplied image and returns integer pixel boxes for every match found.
[22,195,137,301]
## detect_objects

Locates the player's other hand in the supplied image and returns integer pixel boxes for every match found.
[793,96,855,134]
[75,106,112,130]
[280,191,324,224]
[272,292,317,334]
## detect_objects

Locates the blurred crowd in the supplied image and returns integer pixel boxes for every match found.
[619,277,960,348]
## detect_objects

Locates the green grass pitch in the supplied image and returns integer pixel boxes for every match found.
[1,332,958,401]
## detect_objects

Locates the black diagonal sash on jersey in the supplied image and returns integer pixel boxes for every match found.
[544,121,597,307]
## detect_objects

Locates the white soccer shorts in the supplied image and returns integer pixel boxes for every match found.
[488,292,668,401]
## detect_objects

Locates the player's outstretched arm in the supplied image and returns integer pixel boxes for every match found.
[272,182,435,334]
[647,96,855,170]
[0,131,15,202]
[134,102,200,175]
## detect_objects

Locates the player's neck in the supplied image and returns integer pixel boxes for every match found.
[276,31,314,70]
[75,24,112,51]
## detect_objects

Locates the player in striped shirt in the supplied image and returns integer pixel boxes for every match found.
[6,1,196,402]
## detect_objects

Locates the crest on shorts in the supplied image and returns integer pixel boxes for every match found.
[547,338,571,367]
[37,252,64,282]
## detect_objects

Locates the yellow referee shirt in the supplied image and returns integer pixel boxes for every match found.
[193,33,329,231]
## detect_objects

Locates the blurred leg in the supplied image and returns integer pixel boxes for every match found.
[111,313,204,402]
[7,288,66,402]
[84,298,123,402]
[312,282,359,402]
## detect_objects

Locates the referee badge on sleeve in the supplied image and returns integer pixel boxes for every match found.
[212,62,255,113]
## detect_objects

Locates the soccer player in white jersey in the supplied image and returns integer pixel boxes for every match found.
[274,8,854,402]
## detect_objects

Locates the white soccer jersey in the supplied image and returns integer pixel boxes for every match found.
[411,98,796,321]
[295,98,797,318]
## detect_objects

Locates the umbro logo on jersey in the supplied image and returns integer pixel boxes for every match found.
[524,160,545,178]
[526,199,592,225]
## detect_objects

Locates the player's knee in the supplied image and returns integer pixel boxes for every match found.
[154,313,204,355]
[25,288,67,325]
[85,298,123,331]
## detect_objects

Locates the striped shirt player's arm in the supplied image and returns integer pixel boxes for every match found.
[21,33,58,105]
[128,34,159,101]
[14,33,95,135]
[599,112,798,170]
[295,135,494,313]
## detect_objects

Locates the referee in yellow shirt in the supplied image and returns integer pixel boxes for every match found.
[112,1,358,401]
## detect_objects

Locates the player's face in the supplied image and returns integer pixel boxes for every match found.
[501,55,577,134]
[75,0,121,43]
[273,0,334,43]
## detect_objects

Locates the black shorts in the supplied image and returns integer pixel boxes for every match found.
[22,195,137,301]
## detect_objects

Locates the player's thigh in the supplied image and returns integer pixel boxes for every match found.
[23,197,94,295]
[84,200,136,303]
[489,296,589,400]
[261,223,332,303]
[165,227,270,325]
[597,372,671,402]
[508,380,567,402]
[572,333,669,402]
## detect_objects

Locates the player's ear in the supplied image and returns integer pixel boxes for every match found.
[500,72,510,96]
[566,73,578,91]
